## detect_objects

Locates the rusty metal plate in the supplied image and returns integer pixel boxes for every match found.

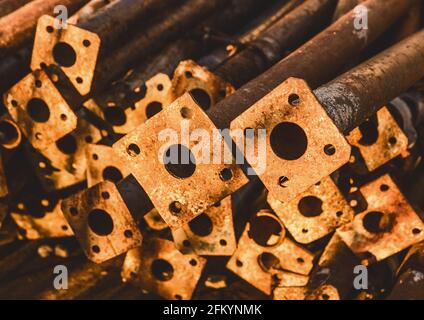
[122,238,206,300]
[4,70,78,151]
[88,74,175,134]
[172,60,235,110]
[273,286,307,300]
[172,196,236,256]
[347,107,409,172]
[226,210,314,295]
[11,202,73,239]
[27,118,102,191]
[268,176,354,244]
[231,77,351,203]
[113,93,248,229]
[61,180,142,263]
[31,15,100,95]
[337,174,424,264]
[86,144,130,187]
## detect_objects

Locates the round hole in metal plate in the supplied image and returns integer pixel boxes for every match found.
[102,166,123,183]
[188,213,213,237]
[248,213,285,247]
[164,144,196,179]
[151,259,174,281]
[258,252,280,272]
[88,209,114,236]
[27,98,50,123]
[53,42,77,67]
[298,196,323,217]
[270,122,307,160]
[363,211,394,234]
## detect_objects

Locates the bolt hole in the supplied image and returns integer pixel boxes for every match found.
[324,144,336,156]
[220,239,227,246]
[124,230,133,238]
[236,259,243,267]
[127,143,140,157]
[46,26,54,33]
[413,228,422,235]
[169,201,182,214]
[102,166,123,183]
[219,168,233,181]
[180,107,193,119]
[189,259,197,266]
[380,184,390,192]
[363,211,394,234]
[83,39,91,47]
[101,192,110,200]
[288,94,300,106]
[92,245,100,253]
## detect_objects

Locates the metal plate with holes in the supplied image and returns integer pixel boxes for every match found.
[61,181,142,263]
[26,118,102,191]
[31,15,100,95]
[122,238,206,300]
[4,70,78,151]
[172,60,235,111]
[86,144,130,187]
[337,174,424,264]
[113,93,248,229]
[87,74,175,134]
[230,77,351,202]
[347,107,409,172]
[268,176,354,244]
[172,196,236,256]
[11,203,73,239]
[226,210,314,295]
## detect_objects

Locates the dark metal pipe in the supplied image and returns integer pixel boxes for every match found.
[214,0,337,88]
[207,0,416,129]
[0,0,89,57]
[315,29,424,133]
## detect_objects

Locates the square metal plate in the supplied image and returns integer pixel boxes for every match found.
[231,77,351,202]
[113,93,248,229]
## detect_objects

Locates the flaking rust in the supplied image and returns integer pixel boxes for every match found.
[268,176,354,244]
[227,210,314,295]
[122,238,206,300]
[113,93,248,229]
[172,196,237,256]
[337,174,424,264]
[231,77,351,202]
[346,107,409,172]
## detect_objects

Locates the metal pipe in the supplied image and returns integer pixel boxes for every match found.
[207,0,416,129]
[214,0,338,88]
[76,0,183,54]
[0,0,89,57]
[315,29,424,133]
[0,0,32,19]
[92,0,228,93]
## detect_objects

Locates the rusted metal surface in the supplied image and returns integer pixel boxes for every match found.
[227,210,314,295]
[4,70,78,151]
[1,0,424,302]
[214,0,337,88]
[268,176,354,244]
[0,0,89,57]
[208,0,416,129]
[172,196,236,256]
[231,78,351,202]
[315,29,424,134]
[122,238,206,300]
[113,93,247,229]
[61,181,142,263]
[337,175,424,264]
[347,107,409,172]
